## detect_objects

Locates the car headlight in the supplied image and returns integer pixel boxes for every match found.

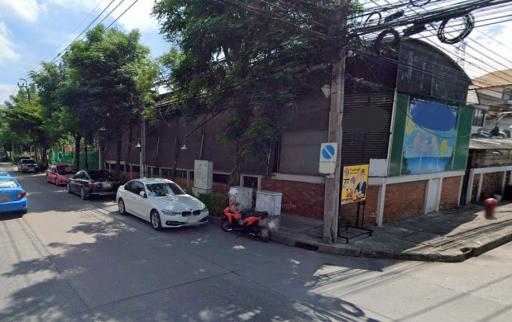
[201,206,208,213]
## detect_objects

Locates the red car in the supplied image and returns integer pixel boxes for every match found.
[46,164,76,186]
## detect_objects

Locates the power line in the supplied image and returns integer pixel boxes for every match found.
[51,0,119,62]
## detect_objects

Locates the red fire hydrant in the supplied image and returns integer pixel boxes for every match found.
[484,198,498,219]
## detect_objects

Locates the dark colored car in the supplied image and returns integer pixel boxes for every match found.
[67,170,120,200]
[18,159,37,173]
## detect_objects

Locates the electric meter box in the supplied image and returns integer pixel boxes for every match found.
[256,190,282,217]
[228,186,254,210]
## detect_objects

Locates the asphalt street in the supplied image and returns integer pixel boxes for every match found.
[1,162,512,322]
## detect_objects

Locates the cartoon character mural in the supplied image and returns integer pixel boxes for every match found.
[402,99,457,175]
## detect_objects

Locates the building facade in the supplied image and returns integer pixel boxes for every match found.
[104,39,474,226]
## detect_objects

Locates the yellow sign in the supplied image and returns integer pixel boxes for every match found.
[341,164,369,205]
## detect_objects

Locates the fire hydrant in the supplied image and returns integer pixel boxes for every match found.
[484,198,498,219]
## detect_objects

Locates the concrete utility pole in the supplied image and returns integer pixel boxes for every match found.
[323,2,348,244]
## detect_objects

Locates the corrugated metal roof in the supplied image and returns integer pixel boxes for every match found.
[469,138,512,150]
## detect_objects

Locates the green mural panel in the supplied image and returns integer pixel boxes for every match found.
[51,151,99,170]
[388,93,409,177]
[452,105,473,170]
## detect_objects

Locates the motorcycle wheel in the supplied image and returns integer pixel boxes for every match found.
[221,218,234,232]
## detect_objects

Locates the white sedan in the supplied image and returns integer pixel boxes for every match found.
[116,178,209,230]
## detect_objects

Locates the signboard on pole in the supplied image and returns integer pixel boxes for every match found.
[319,143,337,174]
[341,164,369,205]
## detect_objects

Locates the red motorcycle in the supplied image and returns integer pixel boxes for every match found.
[221,203,270,241]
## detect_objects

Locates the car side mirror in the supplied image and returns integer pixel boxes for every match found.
[139,191,147,198]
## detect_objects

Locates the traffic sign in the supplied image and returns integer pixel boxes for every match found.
[319,143,337,174]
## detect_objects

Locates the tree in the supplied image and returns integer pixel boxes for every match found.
[31,63,79,167]
[153,0,345,184]
[62,25,158,173]
[0,87,46,161]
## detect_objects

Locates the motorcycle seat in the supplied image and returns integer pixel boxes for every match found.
[240,210,268,219]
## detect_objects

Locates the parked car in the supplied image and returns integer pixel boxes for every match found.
[0,175,27,214]
[67,170,120,200]
[18,159,37,173]
[46,163,76,185]
[116,178,209,230]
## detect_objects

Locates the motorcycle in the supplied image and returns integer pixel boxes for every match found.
[221,203,271,242]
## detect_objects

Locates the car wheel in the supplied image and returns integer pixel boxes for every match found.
[80,188,88,200]
[118,199,126,215]
[150,210,162,231]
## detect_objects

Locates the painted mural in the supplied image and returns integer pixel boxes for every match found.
[402,99,458,175]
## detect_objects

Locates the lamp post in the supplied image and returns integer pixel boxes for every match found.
[17,78,31,102]
[135,141,143,178]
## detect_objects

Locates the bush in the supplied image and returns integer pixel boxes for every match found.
[197,192,228,217]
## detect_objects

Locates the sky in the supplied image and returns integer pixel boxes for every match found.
[0,0,169,104]
[1,0,512,105]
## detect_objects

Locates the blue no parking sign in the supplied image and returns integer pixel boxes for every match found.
[319,143,337,174]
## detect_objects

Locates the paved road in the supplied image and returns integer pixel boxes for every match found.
[1,163,512,322]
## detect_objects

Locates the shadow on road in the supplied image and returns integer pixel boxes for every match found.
[1,167,394,321]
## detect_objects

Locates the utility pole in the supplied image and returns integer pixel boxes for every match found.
[323,2,348,243]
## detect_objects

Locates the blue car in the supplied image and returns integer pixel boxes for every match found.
[0,175,27,214]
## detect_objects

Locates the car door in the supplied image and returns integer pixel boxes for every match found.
[121,181,136,214]
[131,181,151,220]
[47,167,55,183]
[70,171,84,193]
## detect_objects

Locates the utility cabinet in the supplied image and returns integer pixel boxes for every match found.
[256,190,282,216]
[228,186,254,210]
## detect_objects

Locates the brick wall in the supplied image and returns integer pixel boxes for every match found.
[440,176,461,210]
[383,181,427,223]
[480,172,504,201]
[340,186,379,225]
[260,178,324,219]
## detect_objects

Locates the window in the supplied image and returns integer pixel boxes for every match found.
[146,182,185,197]
[133,181,145,195]
[243,176,259,189]
[0,179,18,188]
[472,109,485,126]
[175,170,187,179]
[161,168,172,178]
[213,173,229,184]
[503,88,512,101]
[88,170,112,180]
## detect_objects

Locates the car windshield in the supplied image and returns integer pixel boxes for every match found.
[57,166,75,175]
[146,182,185,197]
[88,170,113,180]
[0,179,18,188]
[21,159,35,164]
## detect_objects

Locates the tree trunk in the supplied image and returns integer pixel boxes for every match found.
[172,136,181,180]
[84,143,89,170]
[74,133,81,170]
[115,135,122,178]
[229,142,243,186]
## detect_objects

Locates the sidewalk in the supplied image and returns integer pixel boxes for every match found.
[272,203,512,262]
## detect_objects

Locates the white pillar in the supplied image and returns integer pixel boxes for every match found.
[477,173,484,202]
[435,177,443,212]
[376,184,386,226]
[501,171,507,195]
[466,169,475,205]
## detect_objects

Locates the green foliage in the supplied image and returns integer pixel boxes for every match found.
[197,192,229,217]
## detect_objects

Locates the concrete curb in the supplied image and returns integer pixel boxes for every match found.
[271,229,512,263]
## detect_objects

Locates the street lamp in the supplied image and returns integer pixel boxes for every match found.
[17,78,31,102]
[135,141,143,178]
